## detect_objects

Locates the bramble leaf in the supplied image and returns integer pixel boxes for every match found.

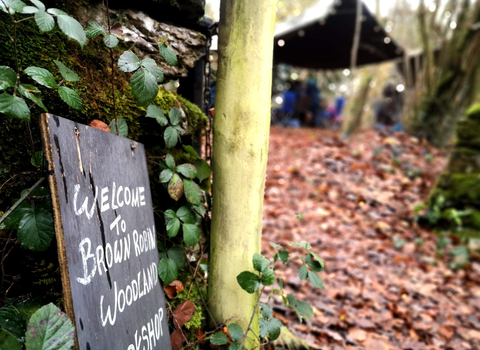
[182,223,200,247]
[295,301,314,319]
[85,22,104,38]
[259,302,272,319]
[169,107,183,125]
[261,268,275,286]
[164,126,179,148]
[34,10,54,32]
[18,84,47,112]
[267,318,282,340]
[210,333,228,346]
[17,206,54,251]
[194,159,211,182]
[183,179,202,205]
[159,169,173,183]
[176,206,196,224]
[159,42,178,66]
[165,154,175,170]
[131,67,158,106]
[0,93,30,121]
[146,105,167,126]
[24,67,57,88]
[54,60,79,82]
[228,323,243,342]
[103,33,119,48]
[298,265,308,281]
[290,242,311,250]
[141,58,164,83]
[237,271,260,294]
[168,174,184,201]
[118,51,141,72]
[176,164,197,179]
[166,218,180,238]
[307,270,323,289]
[109,118,128,137]
[50,11,87,47]
[253,253,270,272]
[158,258,178,285]
[0,66,17,90]
[58,86,82,110]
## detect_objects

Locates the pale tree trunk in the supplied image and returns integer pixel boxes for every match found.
[207,0,276,347]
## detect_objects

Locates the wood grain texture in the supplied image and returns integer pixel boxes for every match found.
[40,114,172,350]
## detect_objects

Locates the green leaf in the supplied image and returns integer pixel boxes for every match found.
[169,107,183,125]
[164,209,176,222]
[290,242,311,250]
[31,151,43,167]
[30,0,45,11]
[167,246,185,268]
[146,104,167,126]
[165,154,175,170]
[5,201,31,229]
[176,206,196,224]
[103,33,119,48]
[307,270,323,289]
[182,223,200,247]
[194,159,211,182]
[166,218,180,238]
[236,271,260,294]
[0,66,17,90]
[295,301,314,319]
[158,42,178,66]
[305,254,322,272]
[183,179,202,205]
[85,21,104,38]
[309,252,325,270]
[24,67,57,88]
[58,86,82,110]
[22,5,38,13]
[229,342,240,350]
[267,318,282,340]
[191,203,206,218]
[34,10,54,32]
[270,242,282,249]
[17,206,54,251]
[0,0,26,14]
[287,294,297,307]
[164,126,180,148]
[183,145,199,159]
[157,258,178,285]
[0,93,30,121]
[118,51,141,72]
[141,58,164,83]
[259,319,268,338]
[0,330,21,350]
[131,67,158,106]
[53,60,79,82]
[168,174,184,201]
[52,12,87,47]
[210,332,228,346]
[259,303,272,319]
[25,303,75,350]
[18,84,47,112]
[253,253,270,272]
[278,250,289,264]
[109,118,128,137]
[0,300,27,341]
[228,323,243,342]
[298,265,308,281]
[176,164,197,179]
[159,169,173,183]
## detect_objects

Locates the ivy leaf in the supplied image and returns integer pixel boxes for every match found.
[49,11,87,47]
[183,145,199,159]
[85,22,105,38]
[260,268,275,286]
[167,246,185,268]
[164,126,180,148]
[166,218,180,238]
[146,104,167,126]
[259,302,272,319]
[158,42,178,66]
[109,118,128,137]
[169,107,183,125]
[53,60,79,82]
[159,168,173,183]
[236,271,260,294]
[17,206,54,251]
[228,323,243,342]
[131,67,158,106]
[0,66,17,90]
[158,258,178,285]
[295,301,314,320]
[183,179,201,205]
[103,33,119,48]
[18,84,47,112]
[267,318,282,340]
[24,67,57,88]
[176,164,197,179]
[0,330,21,350]
[253,253,270,273]
[259,319,268,338]
[298,265,308,281]
[58,86,82,110]
[0,93,30,121]
[278,250,289,264]
[290,242,311,250]
[34,10,54,32]
[168,174,184,201]
[210,332,228,346]
[308,270,323,289]
[25,303,74,350]
[182,223,200,247]
[194,159,211,182]
[141,58,164,83]
[165,154,175,170]
[118,51,141,72]
[176,206,196,224]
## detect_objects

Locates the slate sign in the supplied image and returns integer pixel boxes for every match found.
[40,114,172,350]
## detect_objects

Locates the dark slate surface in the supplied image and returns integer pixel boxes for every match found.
[42,114,171,350]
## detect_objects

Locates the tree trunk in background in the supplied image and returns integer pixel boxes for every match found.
[208,0,276,347]
[343,73,372,135]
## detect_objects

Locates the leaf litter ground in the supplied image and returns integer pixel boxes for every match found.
[261,127,480,350]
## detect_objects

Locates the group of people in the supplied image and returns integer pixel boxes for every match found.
[274,79,345,129]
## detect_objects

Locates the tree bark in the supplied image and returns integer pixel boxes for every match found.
[207,0,276,347]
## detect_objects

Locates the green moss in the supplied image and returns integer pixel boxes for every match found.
[175,283,206,331]
[467,103,480,118]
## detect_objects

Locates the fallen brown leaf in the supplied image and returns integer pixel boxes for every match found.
[89,119,110,133]
[172,300,195,328]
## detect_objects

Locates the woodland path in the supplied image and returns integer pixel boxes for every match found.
[261,127,480,350]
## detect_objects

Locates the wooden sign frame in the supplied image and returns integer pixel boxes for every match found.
[40,114,172,350]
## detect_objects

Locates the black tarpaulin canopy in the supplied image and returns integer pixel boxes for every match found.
[274,0,405,70]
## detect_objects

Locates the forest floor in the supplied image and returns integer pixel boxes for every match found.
[261,127,480,350]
